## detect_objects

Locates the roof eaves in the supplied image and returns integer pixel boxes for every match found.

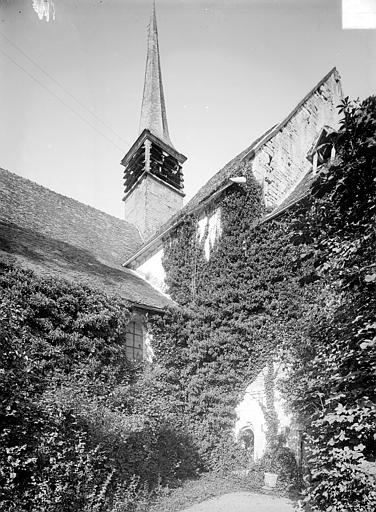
[259,194,309,224]
[122,179,236,267]
[124,68,339,267]
[121,129,187,166]
[130,301,166,314]
[260,165,324,224]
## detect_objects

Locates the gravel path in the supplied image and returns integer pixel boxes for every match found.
[178,491,296,512]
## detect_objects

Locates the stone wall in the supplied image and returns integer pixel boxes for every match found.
[235,366,291,460]
[137,248,167,294]
[124,173,183,241]
[196,208,222,261]
[253,70,343,208]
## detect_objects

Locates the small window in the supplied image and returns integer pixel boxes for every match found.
[126,321,144,362]
[307,126,336,173]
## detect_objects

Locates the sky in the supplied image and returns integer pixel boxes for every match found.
[0,0,375,219]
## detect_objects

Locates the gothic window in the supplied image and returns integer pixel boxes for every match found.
[307,126,336,173]
[126,321,144,362]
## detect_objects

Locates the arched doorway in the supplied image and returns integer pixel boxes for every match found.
[239,425,255,461]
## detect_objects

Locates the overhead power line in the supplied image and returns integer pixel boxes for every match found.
[0,31,128,146]
[0,38,127,153]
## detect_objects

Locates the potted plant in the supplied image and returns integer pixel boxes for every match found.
[262,447,279,489]
[261,438,298,490]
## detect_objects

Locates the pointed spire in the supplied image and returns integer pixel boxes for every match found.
[139,0,173,148]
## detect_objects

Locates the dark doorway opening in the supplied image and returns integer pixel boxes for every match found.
[239,426,255,461]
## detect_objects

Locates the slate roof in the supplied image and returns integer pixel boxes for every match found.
[176,124,277,216]
[176,67,337,220]
[123,125,277,266]
[0,168,172,311]
[124,67,338,268]
[138,1,174,149]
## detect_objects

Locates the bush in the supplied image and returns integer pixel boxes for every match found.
[0,260,135,511]
[257,438,300,494]
[206,436,251,474]
[0,259,203,511]
[0,263,182,510]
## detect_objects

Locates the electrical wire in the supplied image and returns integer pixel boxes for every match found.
[0,46,125,153]
[0,31,128,146]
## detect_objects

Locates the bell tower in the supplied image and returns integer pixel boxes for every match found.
[121,1,186,241]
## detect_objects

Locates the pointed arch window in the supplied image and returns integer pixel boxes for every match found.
[307,126,337,174]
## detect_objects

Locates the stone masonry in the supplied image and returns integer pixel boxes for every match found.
[124,173,184,240]
[252,69,343,208]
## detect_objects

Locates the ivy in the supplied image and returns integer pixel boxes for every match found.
[282,96,376,511]
[150,168,319,467]
[0,260,200,511]
[149,96,376,509]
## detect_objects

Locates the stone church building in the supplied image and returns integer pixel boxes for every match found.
[0,4,343,458]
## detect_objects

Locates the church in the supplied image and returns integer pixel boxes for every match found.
[0,3,343,458]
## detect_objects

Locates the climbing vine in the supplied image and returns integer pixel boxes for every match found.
[281,96,376,511]
[150,96,376,510]
[0,261,200,511]
[150,166,320,466]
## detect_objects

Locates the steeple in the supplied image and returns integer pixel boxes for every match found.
[139,0,172,148]
[121,0,187,241]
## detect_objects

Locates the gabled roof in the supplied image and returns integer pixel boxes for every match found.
[125,67,340,268]
[0,168,142,265]
[177,67,339,218]
[0,168,172,311]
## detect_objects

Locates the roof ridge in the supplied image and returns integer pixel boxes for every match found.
[123,67,341,266]
[188,124,278,205]
[247,67,339,157]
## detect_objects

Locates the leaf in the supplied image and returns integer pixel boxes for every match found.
[364,273,376,283]
[360,338,376,350]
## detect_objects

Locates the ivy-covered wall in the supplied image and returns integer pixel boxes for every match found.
[148,160,320,464]
[148,96,376,510]
[0,260,201,512]
[137,71,344,468]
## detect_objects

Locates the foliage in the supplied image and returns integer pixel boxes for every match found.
[3,94,374,511]
[257,434,299,494]
[261,361,280,446]
[0,262,132,511]
[282,96,376,511]
[150,95,376,509]
[107,476,152,512]
[0,261,200,512]
[151,167,319,467]
[206,437,252,474]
